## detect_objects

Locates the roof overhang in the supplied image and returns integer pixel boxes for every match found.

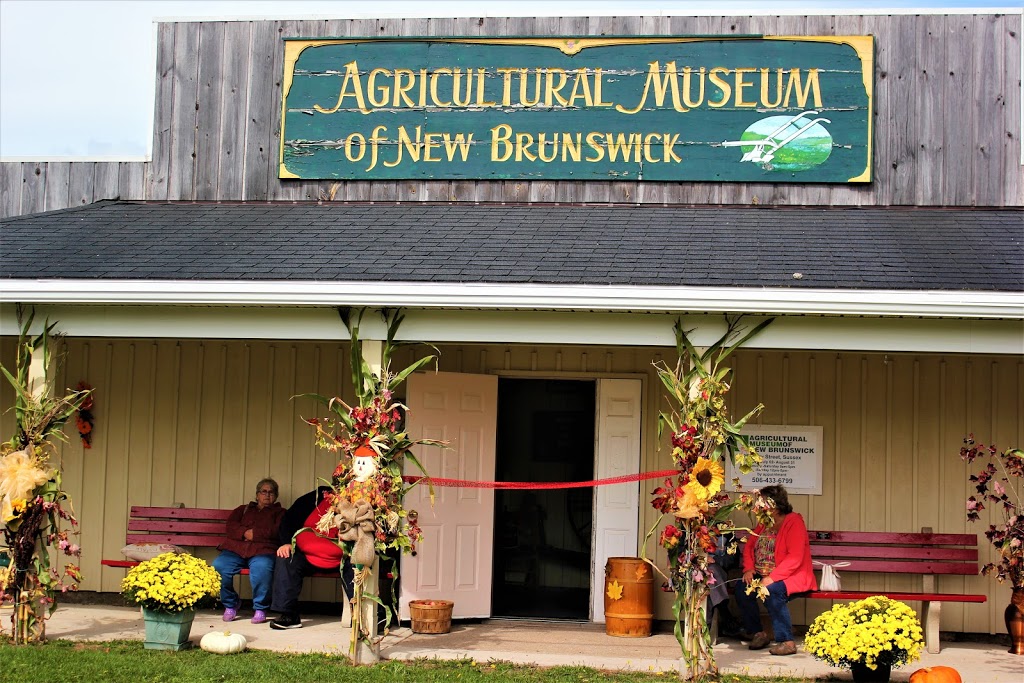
[2,279,1022,319]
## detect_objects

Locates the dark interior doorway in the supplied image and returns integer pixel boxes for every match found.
[491,378,595,620]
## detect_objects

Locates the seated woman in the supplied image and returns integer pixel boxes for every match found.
[213,478,285,624]
[733,484,816,656]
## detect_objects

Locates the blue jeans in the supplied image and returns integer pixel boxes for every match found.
[734,578,794,643]
[212,550,275,611]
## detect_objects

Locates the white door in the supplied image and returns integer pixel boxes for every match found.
[401,371,498,619]
[591,378,643,622]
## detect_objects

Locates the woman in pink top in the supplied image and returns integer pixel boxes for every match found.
[733,485,816,656]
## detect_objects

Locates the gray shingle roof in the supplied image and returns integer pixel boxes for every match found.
[1,201,1021,291]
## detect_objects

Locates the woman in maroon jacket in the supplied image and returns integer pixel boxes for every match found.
[212,478,285,624]
[733,485,816,656]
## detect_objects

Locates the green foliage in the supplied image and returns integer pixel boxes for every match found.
[0,640,813,682]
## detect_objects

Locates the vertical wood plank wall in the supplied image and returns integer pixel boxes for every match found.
[2,337,1019,633]
[1,13,1021,218]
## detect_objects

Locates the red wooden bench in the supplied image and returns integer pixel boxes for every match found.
[101,505,340,578]
[722,528,985,654]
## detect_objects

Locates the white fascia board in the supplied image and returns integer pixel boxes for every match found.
[1,306,1021,355]
[1,280,1022,320]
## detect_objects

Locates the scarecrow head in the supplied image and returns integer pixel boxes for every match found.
[351,445,378,482]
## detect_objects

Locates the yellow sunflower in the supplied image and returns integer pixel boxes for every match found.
[683,457,725,502]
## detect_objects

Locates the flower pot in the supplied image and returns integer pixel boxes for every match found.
[409,599,453,634]
[1006,588,1024,655]
[850,661,891,683]
[142,608,195,650]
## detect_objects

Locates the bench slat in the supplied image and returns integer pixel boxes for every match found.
[128,519,228,535]
[126,533,224,547]
[130,506,233,521]
[809,530,977,546]
[101,559,341,579]
[818,559,979,575]
[811,545,978,561]
[806,590,987,604]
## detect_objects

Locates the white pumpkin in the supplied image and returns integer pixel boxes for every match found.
[200,630,248,654]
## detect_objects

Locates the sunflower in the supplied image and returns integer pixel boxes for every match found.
[683,457,724,502]
[673,487,705,519]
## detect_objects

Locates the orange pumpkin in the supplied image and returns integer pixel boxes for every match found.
[909,666,962,683]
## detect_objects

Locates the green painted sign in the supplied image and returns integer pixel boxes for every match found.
[280,36,873,183]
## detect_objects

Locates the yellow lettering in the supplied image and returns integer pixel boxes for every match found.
[733,68,757,107]
[616,61,686,114]
[708,67,731,108]
[783,68,822,108]
[566,69,593,108]
[537,133,557,162]
[759,68,783,108]
[681,67,706,108]
[519,69,542,107]
[442,133,473,161]
[392,69,416,107]
[366,125,387,172]
[367,68,391,108]
[384,125,421,167]
[642,133,661,163]
[475,69,496,107]
[497,68,515,106]
[605,133,642,162]
[452,68,473,107]
[422,132,441,161]
[516,133,537,161]
[430,68,453,107]
[593,68,613,107]
[562,133,582,162]
[344,133,366,162]
[544,68,569,107]
[491,123,513,161]
[663,133,682,163]
[585,132,605,162]
[314,60,369,114]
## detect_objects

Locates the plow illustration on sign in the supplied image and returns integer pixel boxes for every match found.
[721,110,833,171]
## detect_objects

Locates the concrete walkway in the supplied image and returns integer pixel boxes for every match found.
[30,604,1024,682]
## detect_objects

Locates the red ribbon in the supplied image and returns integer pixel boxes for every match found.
[402,469,678,490]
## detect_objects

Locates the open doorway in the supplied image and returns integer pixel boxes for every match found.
[491,378,595,620]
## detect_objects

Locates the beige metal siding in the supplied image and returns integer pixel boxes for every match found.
[1,337,1020,633]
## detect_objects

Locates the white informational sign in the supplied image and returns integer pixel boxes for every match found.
[725,425,823,495]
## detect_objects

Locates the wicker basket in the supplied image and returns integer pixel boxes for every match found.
[409,599,454,634]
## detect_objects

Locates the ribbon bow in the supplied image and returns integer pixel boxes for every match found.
[334,498,377,567]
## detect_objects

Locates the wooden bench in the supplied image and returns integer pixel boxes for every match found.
[802,529,986,653]
[101,506,340,579]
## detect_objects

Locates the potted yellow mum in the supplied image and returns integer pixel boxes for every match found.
[121,552,220,650]
[804,595,924,683]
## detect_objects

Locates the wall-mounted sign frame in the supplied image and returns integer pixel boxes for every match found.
[281,36,873,183]
[725,424,824,496]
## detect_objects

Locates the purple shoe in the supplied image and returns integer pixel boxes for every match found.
[251,609,267,624]
[222,607,237,622]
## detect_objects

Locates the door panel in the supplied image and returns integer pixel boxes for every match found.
[591,378,643,622]
[401,372,498,619]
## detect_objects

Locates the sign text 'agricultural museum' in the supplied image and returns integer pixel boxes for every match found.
[280,36,874,183]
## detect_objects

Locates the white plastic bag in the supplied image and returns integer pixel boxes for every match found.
[814,560,849,591]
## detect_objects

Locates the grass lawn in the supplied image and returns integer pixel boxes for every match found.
[0,640,813,682]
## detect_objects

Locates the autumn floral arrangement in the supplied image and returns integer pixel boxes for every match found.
[804,595,924,673]
[646,316,772,682]
[0,307,92,644]
[302,309,443,660]
[961,434,1024,588]
[121,552,220,613]
[74,383,94,449]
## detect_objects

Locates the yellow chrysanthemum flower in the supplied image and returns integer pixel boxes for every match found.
[683,457,724,502]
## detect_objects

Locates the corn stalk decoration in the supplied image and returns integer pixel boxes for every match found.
[645,316,772,682]
[300,309,444,662]
[0,306,92,644]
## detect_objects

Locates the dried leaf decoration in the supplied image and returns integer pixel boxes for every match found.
[634,563,648,581]
[606,579,624,601]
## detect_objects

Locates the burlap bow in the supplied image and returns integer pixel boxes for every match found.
[334,498,377,567]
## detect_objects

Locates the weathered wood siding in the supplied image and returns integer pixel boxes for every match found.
[2,336,1020,633]
[0,13,1020,218]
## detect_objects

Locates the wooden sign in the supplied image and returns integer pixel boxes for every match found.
[280,36,873,183]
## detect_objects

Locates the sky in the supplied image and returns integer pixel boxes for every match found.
[0,0,1016,159]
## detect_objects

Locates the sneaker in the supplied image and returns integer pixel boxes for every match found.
[222,607,237,622]
[269,613,302,630]
[769,640,797,656]
[748,631,771,650]
[251,609,267,624]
